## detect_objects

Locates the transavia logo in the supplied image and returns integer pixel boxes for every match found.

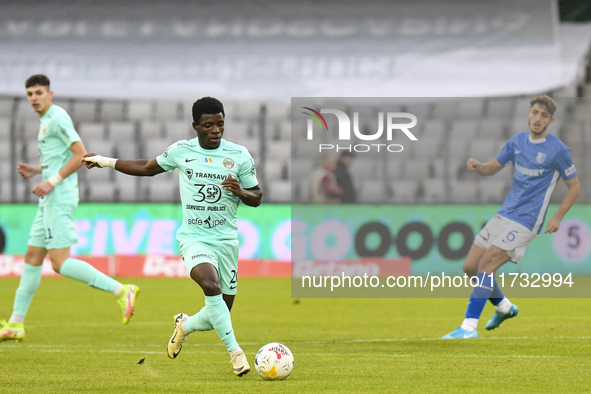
[302,107,418,153]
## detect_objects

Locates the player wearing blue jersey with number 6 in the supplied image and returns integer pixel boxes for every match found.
[442,95,580,339]
[0,75,139,342]
[83,97,262,377]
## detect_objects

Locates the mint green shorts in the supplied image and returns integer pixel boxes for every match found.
[28,204,78,250]
[181,240,239,295]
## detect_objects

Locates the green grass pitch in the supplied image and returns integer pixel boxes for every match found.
[1,277,590,393]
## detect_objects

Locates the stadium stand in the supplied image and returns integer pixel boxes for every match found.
[391,180,420,203]
[422,179,446,204]
[0,94,589,204]
[100,101,126,122]
[128,102,153,121]
[267,181,292,203]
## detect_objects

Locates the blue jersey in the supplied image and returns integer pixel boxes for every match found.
[496,132,577,234]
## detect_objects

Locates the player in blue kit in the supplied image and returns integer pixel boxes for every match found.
[83,97,262,376]
[442,95,580,339]
[0,75,139,342]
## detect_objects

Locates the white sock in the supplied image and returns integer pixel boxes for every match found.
[180,320,190,335]
[9,314,25,324]
[113,283,123,296]
[461,318,478,332]
[496,298,512,314]
[230,346,243,356]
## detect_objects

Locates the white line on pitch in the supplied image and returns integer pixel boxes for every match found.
[0,347,576,359]
[1,335,590,352]
[5,336,589,349]
[26,321,170,328]
[23,315,591,328]
[273,335,591,344]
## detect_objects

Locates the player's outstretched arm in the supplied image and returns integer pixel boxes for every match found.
[466,158,503,176]
[83,153,166,177]
[221,174,263,207]
[545,176,580,234]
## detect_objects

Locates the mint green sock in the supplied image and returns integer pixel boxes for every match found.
[205,295,238,352]
[13,263,43,316]
[59,258,119,293]
[185,307,214,332]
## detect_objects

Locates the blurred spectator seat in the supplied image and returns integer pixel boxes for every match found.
[71,101,98,122]
[267,180,291,203]
[422,178,446,203]
[101,101,125,122]
[391,180,419,203]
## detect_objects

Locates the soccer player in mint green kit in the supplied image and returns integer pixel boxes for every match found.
[83,97,263,377]
[0,75,139,342]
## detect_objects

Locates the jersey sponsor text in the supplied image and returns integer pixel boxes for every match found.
[514,163,544,177]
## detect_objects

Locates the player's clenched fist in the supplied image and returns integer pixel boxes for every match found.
[545,216,561,234]
[221,174,243,197]
[467,158,480,171]
[32,181,54,197]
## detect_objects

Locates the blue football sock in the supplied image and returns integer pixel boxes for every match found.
[12,263,43,317]
[465,272,495,320]
[489,275,505,306]
[59,258,119,293]
[185,307,214,332]
[205,294,239,352]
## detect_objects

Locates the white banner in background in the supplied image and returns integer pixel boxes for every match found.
[0,0,585,98]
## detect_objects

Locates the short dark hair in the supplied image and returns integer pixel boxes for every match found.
[25,74,50,89]
[192,97,225,124]
[530,95,557,116]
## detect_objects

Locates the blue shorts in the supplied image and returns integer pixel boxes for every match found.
[28,204,78,250]
[180,240,239,295]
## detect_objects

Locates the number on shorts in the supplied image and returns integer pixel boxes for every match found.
[45,228,52,240]
[507,230,518,242]
[229,270,237,290]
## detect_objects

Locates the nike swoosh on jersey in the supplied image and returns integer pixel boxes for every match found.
[515,151,521,154]
[185,158,198,162]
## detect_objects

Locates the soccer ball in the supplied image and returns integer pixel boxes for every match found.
[254,342,294,380]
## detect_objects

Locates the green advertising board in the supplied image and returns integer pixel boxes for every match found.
[1,203,590,274]
[0,203,291,260]
[292,204,591,274]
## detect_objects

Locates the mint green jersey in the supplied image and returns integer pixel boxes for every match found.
[37,105,81,207]
[156,138,259,244]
